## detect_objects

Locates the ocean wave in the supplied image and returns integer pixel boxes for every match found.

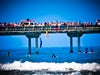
[0,61,100,72]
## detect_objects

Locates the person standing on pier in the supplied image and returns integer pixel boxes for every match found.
[55,24,58,32]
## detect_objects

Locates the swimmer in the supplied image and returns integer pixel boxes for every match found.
[8,51,10,56]
[27,54,30,57]
[90,48,94,53]
[52,53,56,58]
[85,48,88,53]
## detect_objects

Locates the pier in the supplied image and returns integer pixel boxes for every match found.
[0,26,100,54]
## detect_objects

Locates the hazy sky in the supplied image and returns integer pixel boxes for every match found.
[0,0,100,49]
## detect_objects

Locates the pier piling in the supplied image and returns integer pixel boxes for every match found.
[28,38,31,54]
[78,37,81,52]
[70,36,73,53]
[35,38,38,54]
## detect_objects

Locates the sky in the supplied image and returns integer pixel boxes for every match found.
[0,0,100,49]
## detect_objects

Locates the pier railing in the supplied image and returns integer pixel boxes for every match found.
[0,26,100,33]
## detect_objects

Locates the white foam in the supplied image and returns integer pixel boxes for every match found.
[0,61,100,72]
[68,72,82,75]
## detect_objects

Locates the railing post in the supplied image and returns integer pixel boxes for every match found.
[6,27,8,31]
[24,26,25,31]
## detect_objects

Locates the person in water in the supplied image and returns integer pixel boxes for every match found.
[85,48,88,53]
[8,51,10,56]
[52,53,56,58]
[90,48,94,53]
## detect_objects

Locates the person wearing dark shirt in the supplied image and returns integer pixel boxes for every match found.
[52,53,56,58]
[8,51,10,56]
[90,48,94,53]
[85,48,88,53]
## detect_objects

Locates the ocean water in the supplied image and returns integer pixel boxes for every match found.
[0,47,100,75]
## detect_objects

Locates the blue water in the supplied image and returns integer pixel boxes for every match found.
[0,47,100,63]
[0,47,100,75]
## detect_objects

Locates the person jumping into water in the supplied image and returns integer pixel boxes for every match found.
[40,38,42,48]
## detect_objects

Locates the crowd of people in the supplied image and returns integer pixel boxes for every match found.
[0,19,100,28]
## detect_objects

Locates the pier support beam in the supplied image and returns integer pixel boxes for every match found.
[35,38,38,54]
[70,36,73,53]
[78,37,81,52]
[26,32,41,55]
[67,32,83,53]
[28,38,31,54]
